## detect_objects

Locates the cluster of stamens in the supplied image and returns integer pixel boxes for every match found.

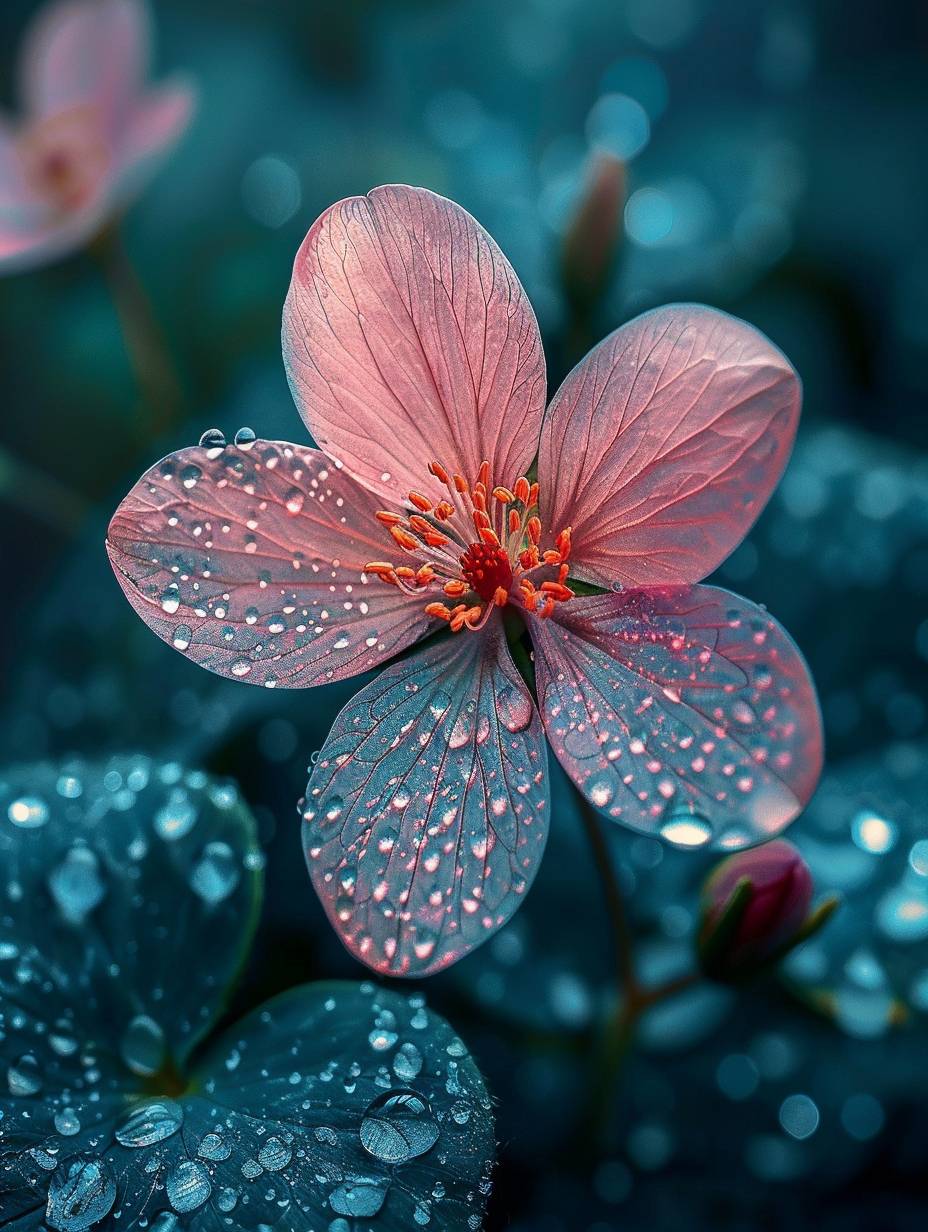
[364,459,574,632]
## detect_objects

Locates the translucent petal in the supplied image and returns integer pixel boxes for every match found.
[302,623,549,976]
[0,756,261,1080]
[282,184,547,505]
[107,440,433,689]
[531,587,822,847]
[538,304,801,588]
[111,80,195,204]
[20,0,149,135]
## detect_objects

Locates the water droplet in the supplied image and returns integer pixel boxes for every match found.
[359,1089,440,1163]
[48,846,105,924]
[8,1053,42,1096]
[154,792,197,840]
[393,1041,423,1081]
[198,1132,231,1161]
[190,841,240,904]
[55,1108,82,1136]
[659,808,713,848]
[234,426,257,449]
[115,1099,184,1148]
[497,684,533,733]
[166,1160,211,1213]
[46,1158,116,1231]
[172,624,192,650]
[181,464,202,489]
[328,1179,388,1218]
[257,1136,292,1171]
[160,586,181,615]
[119,1015,166,1078]
[199,428,227,451]
[7,795,49,828]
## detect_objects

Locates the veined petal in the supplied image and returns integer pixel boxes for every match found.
[531,587,822,848]
[302,622,548,977]
[283,184,547,505]
[20,0,149,137]
[107,440,432,688]
[538,304,801,588]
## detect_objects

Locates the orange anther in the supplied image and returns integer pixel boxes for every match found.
[519,547,539,570]
[409,491,432,512]
[429,461,450,485]
[423,530,450,548]
[539,597,556,619]
[472,487,487,512]
[527,517,542,545]
[541,581,574,601]
[514,476,530,504]
[556,527,572,559]
[395,566,417,580]
[443,579,468,597]
[408,514,432,536]
[425,602,452,621]
[508,509,521,534]
[479,527,501,547]
[390,526,419,551]
[375,510,404,526]
[557,563,569,584]
[477,460,490,488]
[471,509,491,532]
[364,561,395,574]
[528,482,539,507]
[492,486,514,504]
[542,549,561,565]
[435,501,456,520]
[416,564,436,584]
[493,586,509,607]
[453,474,468,494]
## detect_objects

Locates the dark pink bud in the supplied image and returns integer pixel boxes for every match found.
[699,839,814,980]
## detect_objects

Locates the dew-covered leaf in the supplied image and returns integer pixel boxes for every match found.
[2,981,495,1231]
[302,623,549,977]
[0,754,262,1096]
[107,439,432,689]
[530,587,822,848]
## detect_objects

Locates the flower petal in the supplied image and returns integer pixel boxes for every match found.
[302,622,548,976]
[107,440,433,688]
[538,304,801,588]
[20,0,149,136]
[283,184,547,505]
[531,587,822,848]
[110,79,195,203]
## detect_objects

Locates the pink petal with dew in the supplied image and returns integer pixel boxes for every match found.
[283,184,547,506]
[110,79,196,205]
[20,0,150,139]
[538,304,801,590]
[106,439,433,689]
[302,621,549,977]
[530,587,822,849]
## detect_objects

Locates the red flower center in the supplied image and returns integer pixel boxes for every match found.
[365,459,575,632]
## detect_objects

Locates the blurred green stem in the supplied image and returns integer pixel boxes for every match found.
[0,444,88,535]
[92,223,185,438]
[574,785,701,1141]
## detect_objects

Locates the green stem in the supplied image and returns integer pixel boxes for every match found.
[572,781,702,1141]
[92,223,185,437]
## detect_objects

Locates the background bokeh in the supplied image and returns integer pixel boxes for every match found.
[2,1,927,1228]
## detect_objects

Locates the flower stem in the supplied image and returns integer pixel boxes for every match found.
[574,788,638,998]
[572,782,702,1141]
[92,223,185,438]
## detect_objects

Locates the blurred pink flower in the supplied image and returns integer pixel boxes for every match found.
[0,0,195,273]
[107,184,823,977]
[699,838,815,980]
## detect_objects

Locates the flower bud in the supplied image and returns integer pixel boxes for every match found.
[698,839,818,982]
[561,153,626,313]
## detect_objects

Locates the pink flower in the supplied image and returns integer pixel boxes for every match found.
[0,0,195,274]
[699,839,815,980]
[107,185,823,978]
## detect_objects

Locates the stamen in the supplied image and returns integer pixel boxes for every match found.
[527,517,541,545]
[429,461,451,485]
[390,526,420,551]
[492,486,515,504]
[408,491,433,512]
[375,510,404,526]
[514,476,531,504]
[493,586,508,606]
[425,602,452,621]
